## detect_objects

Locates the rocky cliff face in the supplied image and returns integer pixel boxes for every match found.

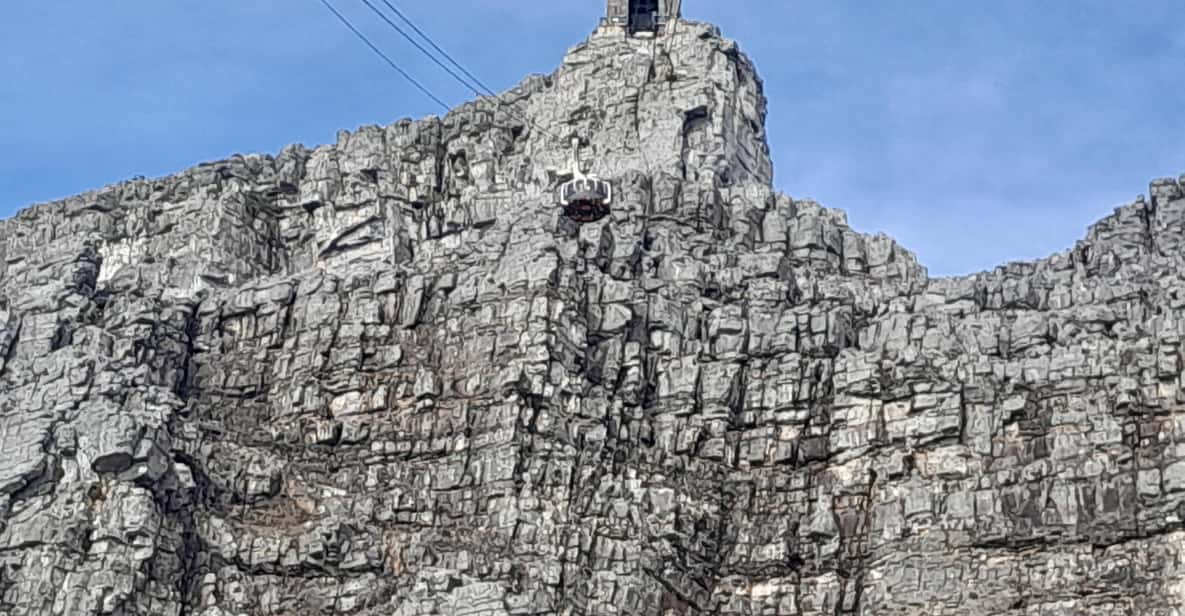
[3,19,1185,616]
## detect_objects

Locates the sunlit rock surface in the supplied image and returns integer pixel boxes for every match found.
[3,20,1185,616]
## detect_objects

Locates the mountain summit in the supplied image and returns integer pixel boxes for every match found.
[2,5,1185,615]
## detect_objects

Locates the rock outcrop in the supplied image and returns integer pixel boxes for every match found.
[3,19,1185,616]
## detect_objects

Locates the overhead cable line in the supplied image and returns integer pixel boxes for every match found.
[316,0,450,111]
[376,0,497,96]
[357,0,488,98]
[353,0,562,141]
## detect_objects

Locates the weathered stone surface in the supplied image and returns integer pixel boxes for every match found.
[2,17,1185,616]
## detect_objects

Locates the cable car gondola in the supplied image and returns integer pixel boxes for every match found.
[557,138,613,223]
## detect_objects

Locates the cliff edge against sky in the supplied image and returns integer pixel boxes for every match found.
[2,19,1185,616]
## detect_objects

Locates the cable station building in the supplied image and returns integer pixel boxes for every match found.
[602,0,681,35]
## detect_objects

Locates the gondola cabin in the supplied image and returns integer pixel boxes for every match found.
[559,176,613,223]
[556,138,613,223]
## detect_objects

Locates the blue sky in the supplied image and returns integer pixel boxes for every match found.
[2,1,1182,276]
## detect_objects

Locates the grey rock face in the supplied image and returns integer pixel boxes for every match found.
[2,19,1185,616]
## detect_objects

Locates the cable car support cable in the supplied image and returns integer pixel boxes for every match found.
[357,0,488,98]
[375,0,497,97]
[352,0,562,141]
[315,0,450,111]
